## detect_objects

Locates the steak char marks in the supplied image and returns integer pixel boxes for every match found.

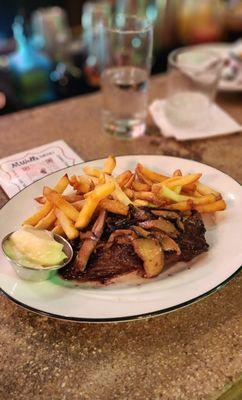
[60,206,209,284]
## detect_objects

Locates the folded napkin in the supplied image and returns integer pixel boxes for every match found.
[149,99,242,141]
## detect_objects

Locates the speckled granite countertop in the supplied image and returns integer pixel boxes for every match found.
[0,75,241,400]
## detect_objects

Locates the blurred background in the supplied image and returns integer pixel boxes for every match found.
[0,0,241,115]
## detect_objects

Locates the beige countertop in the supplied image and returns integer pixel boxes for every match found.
[0,75,241,400]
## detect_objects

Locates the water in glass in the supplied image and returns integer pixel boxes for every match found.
[101,66,148,139]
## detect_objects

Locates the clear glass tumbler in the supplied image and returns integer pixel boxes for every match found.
[165,46,223,130]
[82,1,111,76]
[101,14,153,139]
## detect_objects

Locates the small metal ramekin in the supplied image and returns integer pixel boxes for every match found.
[1,232,73,282]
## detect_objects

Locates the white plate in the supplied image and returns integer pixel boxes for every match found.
[188,43,242,92]
[0,156,241,322]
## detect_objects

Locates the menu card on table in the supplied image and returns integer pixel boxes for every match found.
[0,140,84,198]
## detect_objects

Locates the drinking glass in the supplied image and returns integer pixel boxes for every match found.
[165,46,223,130]
[82,1,111,82]
[101,14,153,139]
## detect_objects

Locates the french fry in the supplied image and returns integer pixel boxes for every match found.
[70,175,94,194]
[196,182,221,199]
[35,209,56,230]
[72,200,86,211]
[55,208,79,240]
[23,174,70,225]
[107,176,133,206]
[133,199,157,208]
[90,182,115,200]
[173,169,182,177]
[44,187,79,221]
[52,224,66,236]
[98,172,106,184]
[75,182,115,229]
[35,193,83,204]
[102,155,116,175]
[116,170,133,188]
[133,199,149,207]
[64,194,83,202]
[182,182,197,192]
[89,176,100,186]
[160,185,217,205]
[193,190,203,197]
[133,191,156,202]
[76,176,94,193]
[123,188,134,199]
[75,198,99,229]
[136,163,168,183]
[173,186,182,194]
[194,199,226,213]
[83,166,102,178]
[35,196,46,204]
[54,174,69,194]
[100,198,128,215]
[162,173,202,188]
[83,190,94,199]
[168,200,193,211]
[132,180,151,192]
[52,224,65,236]
[22,200,52,226]
[136,169,154,186]
[124,173,135,188]
[188,194,217,206]
[151,183,162,194]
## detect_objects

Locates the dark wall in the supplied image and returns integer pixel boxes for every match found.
[0,0,85,39]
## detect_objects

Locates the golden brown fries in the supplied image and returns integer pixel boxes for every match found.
[70,175,94,194]
[44,187,79,221]
[173,169,182,177]
[35,209,56,230]
[136,169,154,186]
[116,170,133,188]
[22,200,52,226]
[124,173,135,188]
[136,163,168,183]
[83,166,102,178]
[196,182,221,199]
[52,224,65,236]
[100,198,128,215]
[168,200,193,211]
[133,199,149,207]
[22,155,227,236]
[72,200,86,211]
[162,173,202,188]
[130,190,156,203]
[23,174,69,225]
[123,188,134,199]
[55,208,79,240]
[159,185,216,205]
[54,174,69,193]
[75,182,115,229]
[181,182,197,193]
[102,155,116,175]
[75,197,100,230]
[35,193,83,204]
[132,180,151,192]
[194,199,226,213]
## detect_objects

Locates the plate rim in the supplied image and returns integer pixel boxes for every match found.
[1,154,242,323]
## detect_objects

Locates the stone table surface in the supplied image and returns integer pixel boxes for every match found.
[0,75,241,400]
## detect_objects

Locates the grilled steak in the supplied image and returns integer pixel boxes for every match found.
[60,206,209,284]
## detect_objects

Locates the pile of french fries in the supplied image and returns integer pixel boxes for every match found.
[22,155,226,240]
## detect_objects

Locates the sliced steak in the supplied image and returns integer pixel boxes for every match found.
[60,208,208,284]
